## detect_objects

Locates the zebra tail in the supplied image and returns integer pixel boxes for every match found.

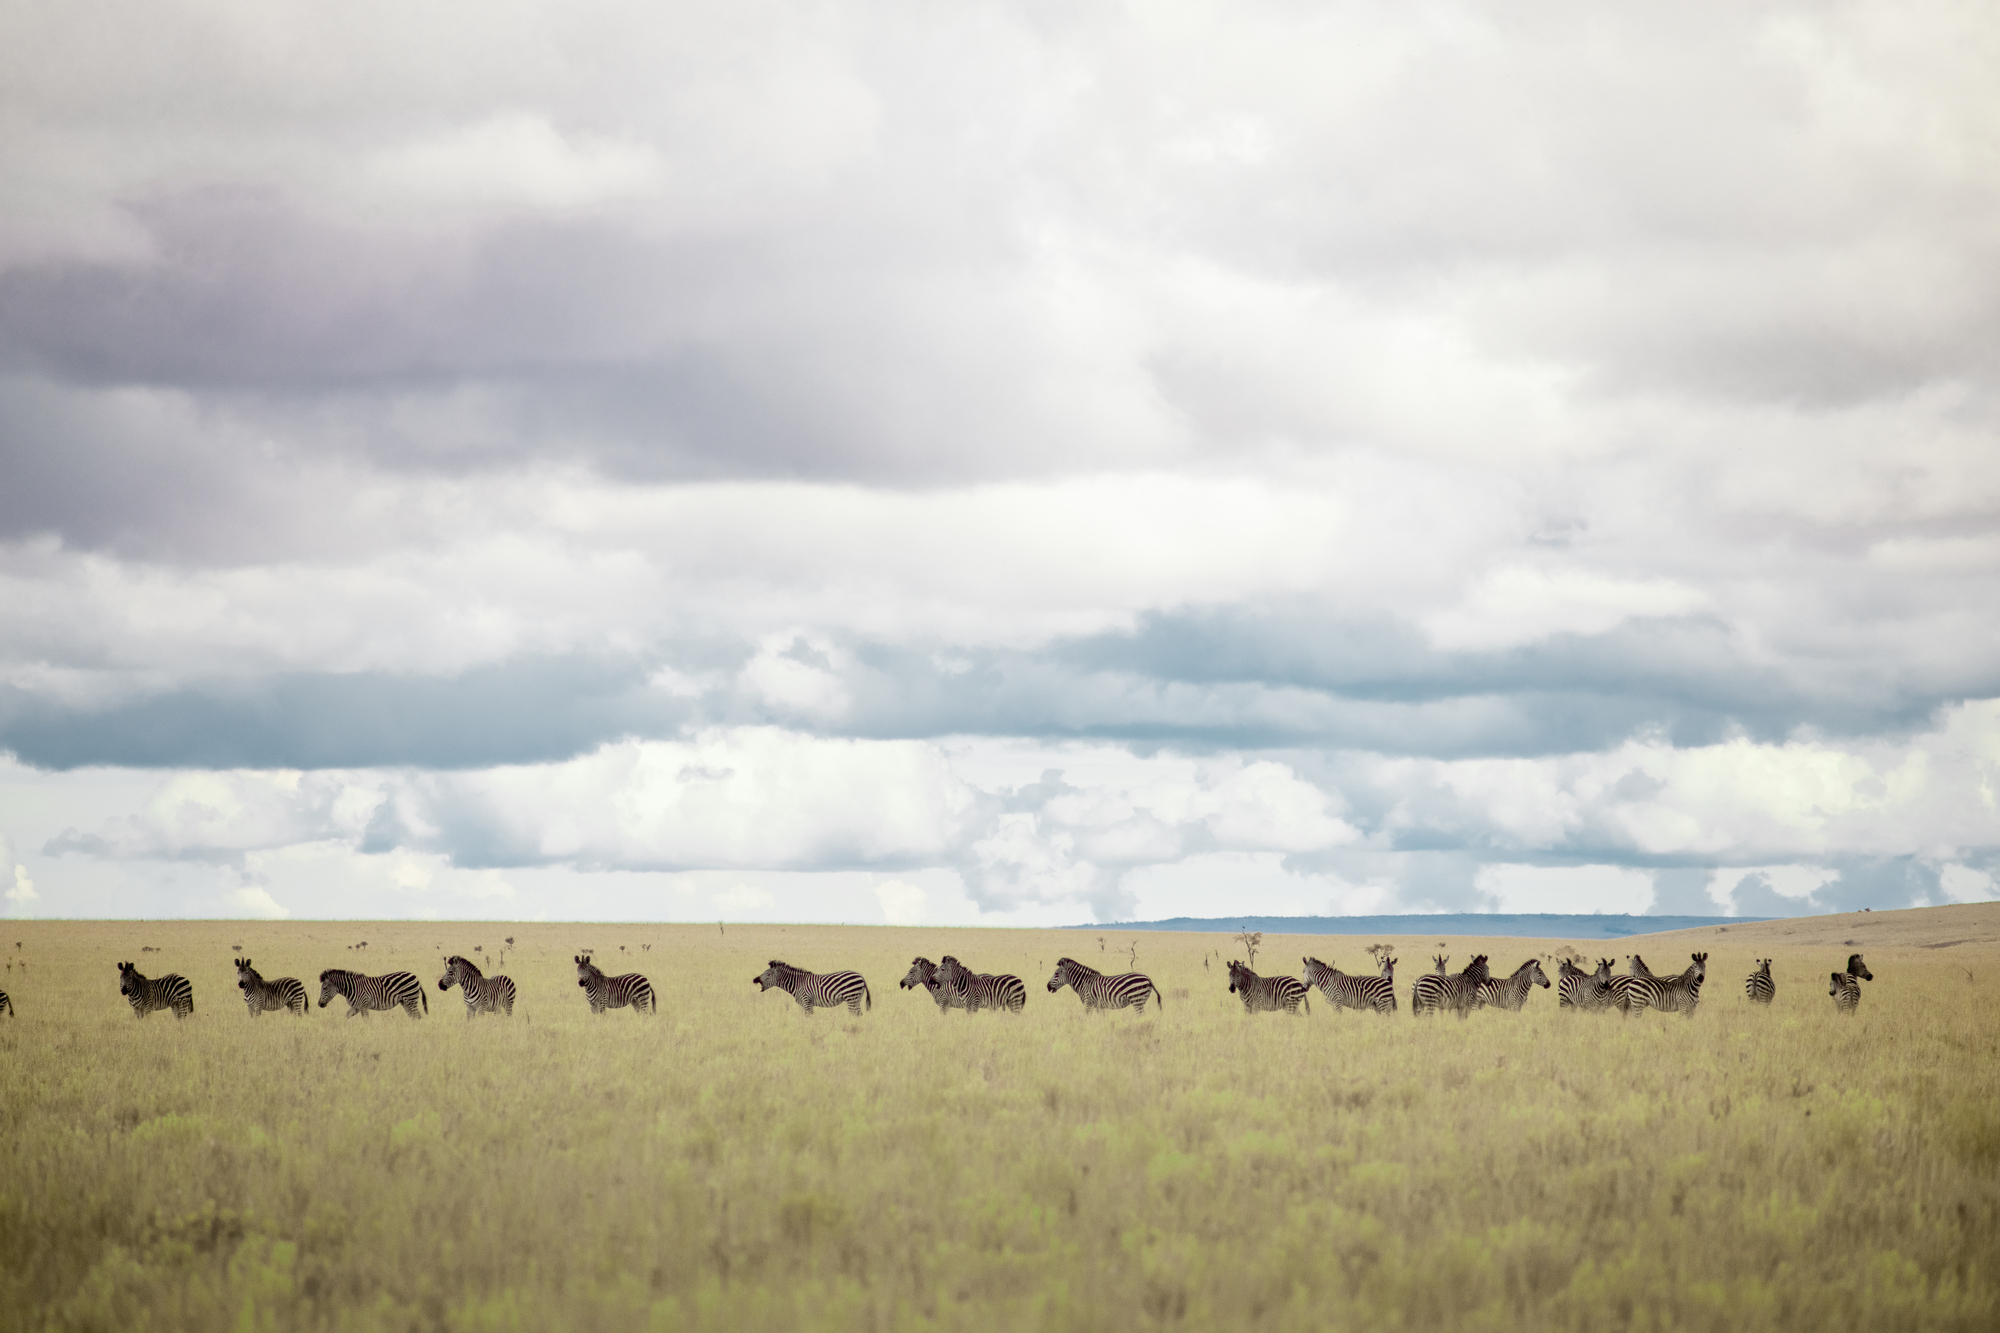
[864,982,873,1012]
[1303,992,1310,1016]
[1151,981,1164,1011]
[421,986,429,1014]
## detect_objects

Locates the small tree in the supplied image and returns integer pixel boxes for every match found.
[1234,931,1262,969]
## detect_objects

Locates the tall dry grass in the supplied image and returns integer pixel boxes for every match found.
[0,918,1994,1332]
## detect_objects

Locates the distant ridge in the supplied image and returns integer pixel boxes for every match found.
[1067,913,1768,940]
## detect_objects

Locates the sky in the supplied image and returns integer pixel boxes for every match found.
[1,0,1997,925]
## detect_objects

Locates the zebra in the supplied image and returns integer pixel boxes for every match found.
[1301,955,1395,1014]
[439,955,516,1018]
[1412,954,1489,1018]
[1557,957,1619,1013]
[117,961,193,1019]
[1621,953,1707,1017]
[1227,959,1311,1015]
[576,954,657,1015]
[1830,953,1873,1014]
[936,956,1028,1013]
[1046,957,1163,1013]
[235,957,307,1017]
[318,967,427,1019]
[1744,958,1776,1005]
[899,957,970,1013]
[753,960,870,1015]
[0,987,12,1016]
[1476,958,1551,1011]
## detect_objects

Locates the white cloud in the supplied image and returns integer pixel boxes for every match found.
[872,878,926,925]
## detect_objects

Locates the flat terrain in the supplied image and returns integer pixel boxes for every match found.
[2,906,1996,1332]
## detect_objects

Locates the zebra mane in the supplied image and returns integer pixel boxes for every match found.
[319,967,360,983]
[446,954,485,977]
[1054,956,1098,978]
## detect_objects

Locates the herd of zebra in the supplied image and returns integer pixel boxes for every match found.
[25,948,1878,1023]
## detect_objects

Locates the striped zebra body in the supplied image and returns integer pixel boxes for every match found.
[439,955,517,1018]
[1829,954,1872,1014]
[754,960,870,1015]
[1476,958,1551,1011]
[235,958,307,1017]
[1558,958,1619,1013]
[1619,953,1707,1017]
[118,961,193,1019]
[1302,956,1396,1014]
[1046,957,1162,1013]
[1413,955,1489,1019]
[576,955,657,1015]
[1227,960,1310,1015]
[936,956,1027,1013]
[318,967,427,1019]
[0,988,12,1016]
[899,957,970,1013]
[1744,959,1775,1005]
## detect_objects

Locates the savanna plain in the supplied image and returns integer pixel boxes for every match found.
[2,904,1997,1333]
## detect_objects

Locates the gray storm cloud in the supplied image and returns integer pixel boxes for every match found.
[1,0,1997,921]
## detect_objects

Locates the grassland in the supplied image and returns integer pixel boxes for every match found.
[2,907,1996,1333]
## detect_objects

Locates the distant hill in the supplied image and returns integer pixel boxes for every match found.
[1066,913,1769,940]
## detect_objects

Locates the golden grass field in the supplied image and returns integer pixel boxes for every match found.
[2,903,1996,1332]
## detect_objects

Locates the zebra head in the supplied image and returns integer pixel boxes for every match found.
[1596,958,1616,983]
[117,961,139,996]
[1846,953,1873,981]
[936,956,972,993]
[1431,954,1449,974]
[1379,955,1397,980]
[753,960,795,992]
[1828,971,1844,997]
[1526,958,1551,988]
[440,955,471,992]
[1627,954,1657,980]
[1688,952,1708,982]
[1302,957,1331,988]
[1226,959,1253,993]
[899,957,938,990]
[576,954,601,989]
[235,957,259,990]
[316,968,350,1008]
[1047,958,1082,993]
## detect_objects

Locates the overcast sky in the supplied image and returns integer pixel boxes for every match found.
[2,0,1996,925]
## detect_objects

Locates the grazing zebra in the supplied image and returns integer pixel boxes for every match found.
[117,961,193,1019]
[1620,953,1707,1017]
[1046,957,1163,1013]
[1227,959,1311,1015]
[899,957,970,1013]
[234,958,307,1017]
[1412,954,1489,1018]
[576,954,657,1015]
[439,955,517,1018]
[1301,955,1396,1014]
[935,956,1028,1013]
[318,967,427,1019]
[1744,958,1776,1005]
[1829,953,1873,1014]
[753,960,870,1015]
[1476,958,1551,1011]
[1558,957,1619,1013]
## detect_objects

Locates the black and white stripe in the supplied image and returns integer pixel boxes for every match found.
[1620,953,1707,1017]
[899,956,969,1013]
[1557,957,1619,1013]
[1744,959,1775,1005]
[118,961,193,1019]
[1829,953,1872,1014]
[936,956,1027,1013]
[753,960,870,1015]
[1,987,13,1016]
[1412,955,1489,1019]
[318,967,427,1019]
[1227,960,1311,1015]
[1475,958,1551,1011]
[576,954,657,1015]
[1301,955,1395,1014]
[235,958,307,1017]
[1046,957,1163,1013]
[439,955,517,1018]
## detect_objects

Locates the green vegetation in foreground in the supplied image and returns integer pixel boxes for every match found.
[1,920,1996,1332]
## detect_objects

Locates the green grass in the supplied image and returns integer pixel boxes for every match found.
[1,921,1995,1332]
